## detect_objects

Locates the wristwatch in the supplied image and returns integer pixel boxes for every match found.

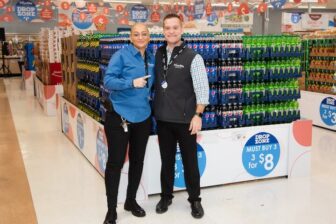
[195,112,203,118]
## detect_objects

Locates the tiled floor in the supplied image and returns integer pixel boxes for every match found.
[3,77,336,224]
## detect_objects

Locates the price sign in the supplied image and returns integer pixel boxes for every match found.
[320,97,336,126]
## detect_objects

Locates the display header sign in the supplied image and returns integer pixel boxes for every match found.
[15,0,37,22]
[131,4,149,22]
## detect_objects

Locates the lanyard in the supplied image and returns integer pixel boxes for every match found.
[162,45,186,81]
[144,51,149,88]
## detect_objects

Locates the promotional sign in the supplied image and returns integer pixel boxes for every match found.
[174,143,207,188]
[320,97,336,126]
[96,128,108,174]
[291,13,301,24]
[302,13,329,30]
[270,0,286,9]
[77,113,85,150]
[257,3,267,14]
[194,0,205,19]
[72,9,93,29]
[63,103,70,134]
[242,132,280,177]
[131,4,149,22]
[15,0,37,22]
[40,7,53,21]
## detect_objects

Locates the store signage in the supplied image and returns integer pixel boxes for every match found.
[0,1,5,9]
[72,9,93,30]
[293,0,302,3]
[151,11,161,22]
[174,143,206,188]
[242,132,280,177]
[61,2,70,10]
[62,103,70,134]
[93,15,108,31]
[205,1,212,16]
[207,11,218,26]
[96,128,108,173]
[131,4,149,22]
[227,2,233,13]
[301,13,329,30]
[291,13,301,24]
[257,3,267,14]
[270,0,286,9]
[40,7,53,20]
[77,113,85,150]
[237,3,249,15]
[87,3,97,14]
[194,0,204,19]
[15,0,37,22]
[320,97,336,126]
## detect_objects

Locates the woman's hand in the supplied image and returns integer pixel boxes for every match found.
[133,75,151,88]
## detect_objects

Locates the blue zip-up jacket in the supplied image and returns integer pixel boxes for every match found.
[104,44,155,123]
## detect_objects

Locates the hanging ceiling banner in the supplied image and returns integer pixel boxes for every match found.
[15,0,37,22]
[270,0,286,9]
[194,0,205,20]
[130,4,149,22]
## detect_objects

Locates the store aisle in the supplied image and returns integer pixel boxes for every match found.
[3,77,336,224]
[0,79,37,224]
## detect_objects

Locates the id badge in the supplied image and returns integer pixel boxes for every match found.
[161,80,168,89]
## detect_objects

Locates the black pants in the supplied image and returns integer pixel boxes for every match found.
[104,111,151,208]
[157,120,201,202]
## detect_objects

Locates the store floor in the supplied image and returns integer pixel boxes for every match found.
[2,77,336,224]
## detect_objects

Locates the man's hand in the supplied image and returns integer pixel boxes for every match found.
[133,75,151,88]
[189,115,202,135]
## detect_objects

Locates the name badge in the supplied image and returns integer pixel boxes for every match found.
[161,80,168,89]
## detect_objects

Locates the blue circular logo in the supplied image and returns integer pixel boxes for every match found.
[131,4,149,22]
[291,13,301,24]
[15,0,37,22]
[72,9,93,30]
[242,132,280,177]
[96,128,108,173]
[320,97,336,126]
[77,113,84,150]
[174,143,206,188]
[270,0,286,9]
[62,103,69,134]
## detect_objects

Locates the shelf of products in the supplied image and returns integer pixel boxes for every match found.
[73,33,302,129]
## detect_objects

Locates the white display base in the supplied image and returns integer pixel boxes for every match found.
[34,74,63,116]
[299,90,336,131]
[23,70,34,96]
[58,97,312,202]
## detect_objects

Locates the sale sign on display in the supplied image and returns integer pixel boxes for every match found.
[242,132,280,177]
[15,0,37,22]
[131,4,149,22]
[174,143,206,188]
[320,97,336,126]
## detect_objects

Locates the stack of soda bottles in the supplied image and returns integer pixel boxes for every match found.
[305,38,336,95]
[241,35,302,126]
[75,34,103,122]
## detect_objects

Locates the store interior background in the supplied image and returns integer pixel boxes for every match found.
[1,0,336,224]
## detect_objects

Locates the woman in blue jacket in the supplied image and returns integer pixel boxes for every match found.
[103,23,154,224]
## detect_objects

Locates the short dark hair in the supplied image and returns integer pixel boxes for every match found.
[163,13,182,27]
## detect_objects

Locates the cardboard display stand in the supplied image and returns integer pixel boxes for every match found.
[299,90,336,131]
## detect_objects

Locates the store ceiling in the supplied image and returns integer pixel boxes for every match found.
[79,0,336,9]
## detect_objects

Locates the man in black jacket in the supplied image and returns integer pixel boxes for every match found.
[153,14,209,219]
